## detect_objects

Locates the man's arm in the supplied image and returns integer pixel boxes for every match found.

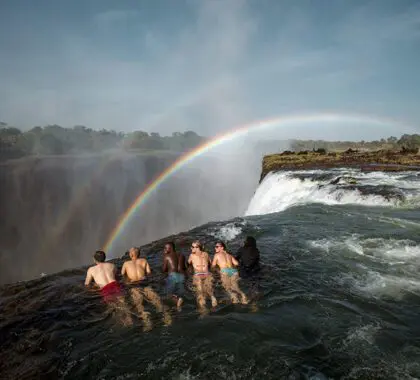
[178,254,186,272]
[84,267,93,286]
[187,254,192,265]
[162,256,168,273]
[121,262,127,277]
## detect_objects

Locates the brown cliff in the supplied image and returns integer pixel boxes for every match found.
[261,148,420,182]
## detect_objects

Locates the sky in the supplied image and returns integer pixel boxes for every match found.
[0,0,419,140]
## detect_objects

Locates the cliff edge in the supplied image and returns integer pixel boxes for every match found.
[260,148,420,182]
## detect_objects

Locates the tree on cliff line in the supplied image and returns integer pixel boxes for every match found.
[289,134,420,152]
[0,123,206,159]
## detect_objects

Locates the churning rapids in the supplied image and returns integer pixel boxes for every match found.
[2,168,420,379]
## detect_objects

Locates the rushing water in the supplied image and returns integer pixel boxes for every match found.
[2,169,420,379]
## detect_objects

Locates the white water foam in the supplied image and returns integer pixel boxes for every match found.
[338,271,420,300]
[309,235,420,299]
[343,324,381,347]
[309,235,420,263]
[245,170,420,216]
[208,222,243,241]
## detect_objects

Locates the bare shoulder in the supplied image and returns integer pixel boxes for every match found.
[106,262,116,270]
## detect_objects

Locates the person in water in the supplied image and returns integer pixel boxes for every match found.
[121,246,151,282]
[235,236,260,275]
[212,241,248,304]
[122,247,170,329]
[84,250,132,325]
[162,241,186,310]
[188,240,217,310]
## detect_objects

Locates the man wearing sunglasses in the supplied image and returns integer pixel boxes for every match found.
[188,240,217,309]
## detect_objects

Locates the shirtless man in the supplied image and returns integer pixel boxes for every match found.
[212,241,248,304]
[122,247,170,328]
[163,242,186,309]
[121,246,151,282]
[84,250,132,325]
[188,240,217,309]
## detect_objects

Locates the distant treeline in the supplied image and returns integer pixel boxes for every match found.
[0,122,204,160]
[1,121,420,161]
[290,134,420,152]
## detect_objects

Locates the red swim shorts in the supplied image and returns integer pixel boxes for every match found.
[101,281,122,303]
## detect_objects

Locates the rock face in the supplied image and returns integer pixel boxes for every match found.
[260,149,420,182]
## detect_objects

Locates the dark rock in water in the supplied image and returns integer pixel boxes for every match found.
[329,176,357,186]
[291,172,337,182]
[340,184,405,202]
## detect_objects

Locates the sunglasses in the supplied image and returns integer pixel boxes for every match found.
[191,245,198,249]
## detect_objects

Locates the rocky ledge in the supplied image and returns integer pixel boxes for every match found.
[261,148,420,182]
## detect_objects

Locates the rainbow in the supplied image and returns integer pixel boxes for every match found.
[103,112,412,255]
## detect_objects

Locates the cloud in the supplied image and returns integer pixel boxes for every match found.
[0,0,419,139]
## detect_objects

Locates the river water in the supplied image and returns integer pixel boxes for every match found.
[1,169,420,379]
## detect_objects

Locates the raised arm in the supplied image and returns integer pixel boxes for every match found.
[84,267,93,286]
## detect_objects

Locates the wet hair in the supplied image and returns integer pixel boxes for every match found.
[244,236,257,249]
[192,240,203,251]
[94,250,106,263]
[166,241,176,251]
[131,247,140,257]
[216,240,226,250]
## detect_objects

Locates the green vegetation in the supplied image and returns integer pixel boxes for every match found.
[0,122,205,160]
[289,135,420,152]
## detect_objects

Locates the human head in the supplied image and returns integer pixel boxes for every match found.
[214,241,226,252]
[191,240,203,253]
[164,241,176,254]
[94,250,106,263]
[244,236,257,248]
[129,247,140,260]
